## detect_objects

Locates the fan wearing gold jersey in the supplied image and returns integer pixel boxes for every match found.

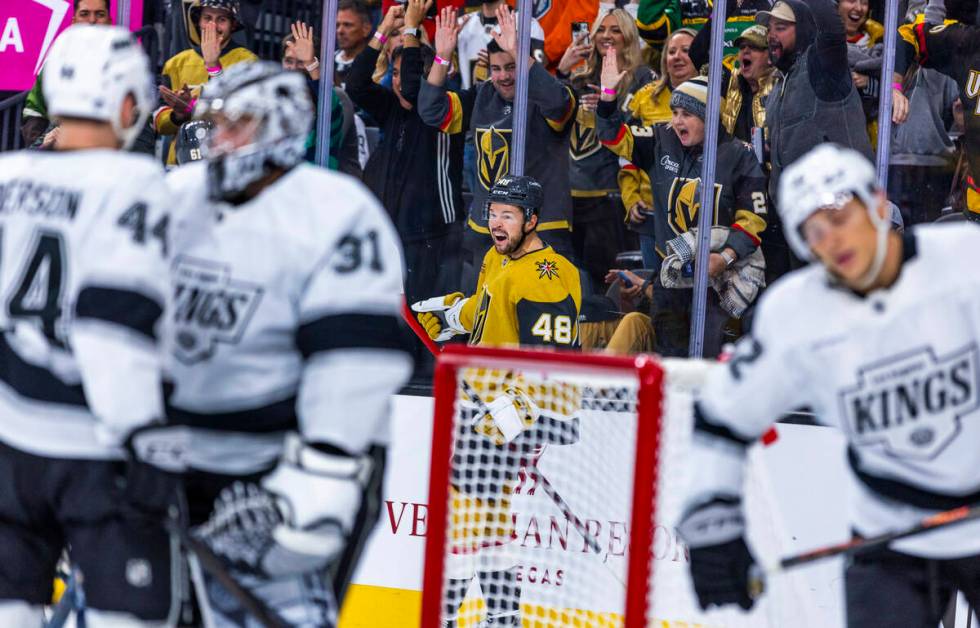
[411,174,581,626]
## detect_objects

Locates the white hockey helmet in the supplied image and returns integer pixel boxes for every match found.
[194,61,314,201]
[778,144,884,258]
[779,144,890,289]
[42,24,155,150]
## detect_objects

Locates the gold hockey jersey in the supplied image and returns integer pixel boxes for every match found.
[460,244,582,348]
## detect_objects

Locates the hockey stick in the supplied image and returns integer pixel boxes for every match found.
[458,379,627,588]
[402,299,442,356]
[751,504,980,596]
[170,522,290,628]
[168,491,290,628]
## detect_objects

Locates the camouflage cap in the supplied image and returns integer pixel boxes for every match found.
[735,25,768,49]
[189,0,243,32]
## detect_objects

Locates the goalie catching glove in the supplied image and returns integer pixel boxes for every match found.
[473,387,541,446]
[676,495,758,611]
[411,292,468,342]
[194,433,369,578]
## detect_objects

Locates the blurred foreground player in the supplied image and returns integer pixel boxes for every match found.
[164,62,412,626]
[0,25,176,625]
[411,175,581,625]
[677,144,980,627]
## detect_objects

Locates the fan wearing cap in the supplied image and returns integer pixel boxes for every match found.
[676,142,980,624]
[154,0,258,166]
[596,62,768,358]
[687,3,775,144]
[755,0,872,206]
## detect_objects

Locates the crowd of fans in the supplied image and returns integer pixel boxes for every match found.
[19,0,979,365]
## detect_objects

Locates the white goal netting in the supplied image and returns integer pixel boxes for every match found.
[422,351,820,628]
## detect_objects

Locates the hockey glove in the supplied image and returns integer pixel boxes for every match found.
[121,423,186,520]
[195,433,368,579]
[411,292,468,342]
[676,495,757,611]
[474,388,541,446]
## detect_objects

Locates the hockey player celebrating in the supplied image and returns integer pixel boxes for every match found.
[164,61,413,625]
[411,176,582,626]
[411,174,581,349]
[0,25,176,625]
[677,143,980,625]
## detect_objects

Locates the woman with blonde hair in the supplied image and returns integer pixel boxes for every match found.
[557,8,655,293]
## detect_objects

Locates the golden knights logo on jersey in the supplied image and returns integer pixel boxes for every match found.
[839,345,980,460]
[966,70,980,115]
[469,287,491,345]
[570,110,601,161]
[476,127,511,190]
[172,256,263,364]
[536,258,560,280]
[666,178,722,235]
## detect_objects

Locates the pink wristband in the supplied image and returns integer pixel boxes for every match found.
[891,81,903,93]
[374,31,388,44]
[183,97,198,115]
[434,55,451,67]
[206,64,221,73]
[602,87,617,96]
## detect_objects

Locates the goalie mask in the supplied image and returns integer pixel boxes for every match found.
[194,62,313,202]
[42,25,155,151]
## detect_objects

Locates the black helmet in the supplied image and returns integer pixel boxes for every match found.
[175,119,214,165]
[482,175,544,221]
[189,0,243,32]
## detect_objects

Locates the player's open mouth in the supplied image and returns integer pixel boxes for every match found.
[493,232,508,243]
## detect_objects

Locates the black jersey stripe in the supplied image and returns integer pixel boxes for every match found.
[295,313,410,360]
[693,402,754,447]
[75,286,163,341]
[847,447,980,512]
[166,395,298,433]
[0,334,88,407]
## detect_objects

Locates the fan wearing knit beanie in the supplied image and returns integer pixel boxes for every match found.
[595,51,769,358]
[669,75,708,146]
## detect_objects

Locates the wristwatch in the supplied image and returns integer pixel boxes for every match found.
[720,250,737,267]
[401,26,420,38]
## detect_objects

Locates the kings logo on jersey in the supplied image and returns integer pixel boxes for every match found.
[171,256,263,364]
[839,344,980,460]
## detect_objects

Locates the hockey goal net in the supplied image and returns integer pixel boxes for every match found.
[420,345,690,627]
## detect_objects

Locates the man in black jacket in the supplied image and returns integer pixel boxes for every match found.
[758,0,873,204]
[346,0,465,304]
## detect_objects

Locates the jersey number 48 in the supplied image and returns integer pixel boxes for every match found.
[531,313,574,345]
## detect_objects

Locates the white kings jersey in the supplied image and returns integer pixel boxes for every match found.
[688,224,980,559]
[164,162,413,475]
[0,150,170,459]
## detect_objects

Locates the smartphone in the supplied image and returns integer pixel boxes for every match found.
[571,21,590,47]
[617,271,634,289]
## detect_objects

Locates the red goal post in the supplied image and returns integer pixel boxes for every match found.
[420,345,666,627]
